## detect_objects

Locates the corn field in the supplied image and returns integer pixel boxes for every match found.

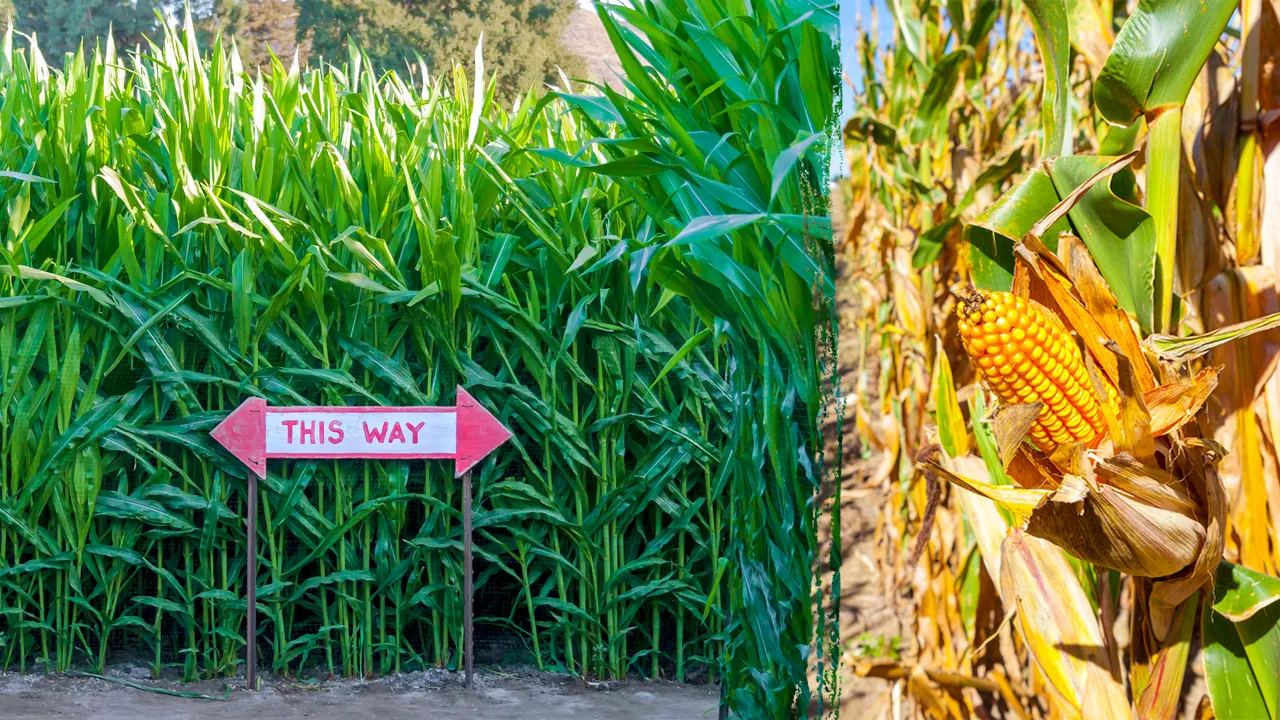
[843,0,1280,716]
[0,1,840,716]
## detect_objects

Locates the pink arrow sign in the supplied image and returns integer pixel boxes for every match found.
[210,386,512,478]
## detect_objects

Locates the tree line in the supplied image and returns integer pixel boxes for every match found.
[2,0,586,99]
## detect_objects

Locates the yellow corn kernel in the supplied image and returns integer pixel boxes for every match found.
[957,290,1108,452]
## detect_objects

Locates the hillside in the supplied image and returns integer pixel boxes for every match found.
[560,7,626,91]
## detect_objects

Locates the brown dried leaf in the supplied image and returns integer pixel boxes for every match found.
[988,402,1042,468]
[1194,692,1214,720]
[1047,440,1087,477]
[1144,366,1221,437]
[1082,336,1125,448]
[854,659,1000,693]
[1149,443,1228,639]
[1204,268,1278,575]
[1059,233,1156,391]
[1012,244,1059,313]
[1191,50,1239,213]
[1023,454,1206,578]
[1177,150,1224,295]
[1262,0,1280,112]
[907,667,962,719]
[1007,446,1061,489]
[1106,340,1156,463]
[1095,454,1201,519]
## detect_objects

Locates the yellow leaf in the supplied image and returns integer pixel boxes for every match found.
[1135,590,1200,720]
[999,530,1129,717]
[923,459,1051,521]
[945,455,1010,584]
[932,335,970,458]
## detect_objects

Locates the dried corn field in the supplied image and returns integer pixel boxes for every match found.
[0,2,842,718]
[840,0,1280,717]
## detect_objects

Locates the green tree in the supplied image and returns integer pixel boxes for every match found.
[12,0,162,59]
[295,0,584,99]
[195,0,304,69]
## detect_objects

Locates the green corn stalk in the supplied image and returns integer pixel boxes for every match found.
[0,1,835,712]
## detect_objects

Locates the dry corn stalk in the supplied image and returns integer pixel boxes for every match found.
[944,235,1225,604]
[916,232,1230,718]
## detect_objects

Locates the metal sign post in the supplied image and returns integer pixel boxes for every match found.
[246,469,258,690]
[462,470,474,690]
[211,386,511,691]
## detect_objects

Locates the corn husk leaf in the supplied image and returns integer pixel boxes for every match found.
[1026,453,1205,578]
[939,450,1207,579]
[1007,446,1061,489]
[1144,367,1220,437]
[999,529,1129,716]
[1105,340,1156,463]
[1057,233,1157,391]
[987,401,1041,468]
[1134,589,1200,720]
[1149,444,1228,639]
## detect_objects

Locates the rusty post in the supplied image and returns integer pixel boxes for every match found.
[246,469,258,691]
[463,469,474,690]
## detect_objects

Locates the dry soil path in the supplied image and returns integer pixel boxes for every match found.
[809,184,906,718]
[0,669,720,720]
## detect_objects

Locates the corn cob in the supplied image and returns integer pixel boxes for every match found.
[956,290,1109,452]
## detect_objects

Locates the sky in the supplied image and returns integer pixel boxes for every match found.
[833,0,892,178]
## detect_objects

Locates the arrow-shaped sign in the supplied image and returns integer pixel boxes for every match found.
[210,386,512,478]
[210,386,509,693]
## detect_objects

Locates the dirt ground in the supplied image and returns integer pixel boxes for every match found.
[809,184,906,718]
[0,668,721,720]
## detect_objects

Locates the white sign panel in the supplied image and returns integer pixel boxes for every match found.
[264,410,457,458]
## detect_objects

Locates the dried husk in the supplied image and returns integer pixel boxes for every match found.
[930,452,1207,579]
[1024,454,1205,578]
[1148,443,1228,638]
[1144,367,1220,436]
